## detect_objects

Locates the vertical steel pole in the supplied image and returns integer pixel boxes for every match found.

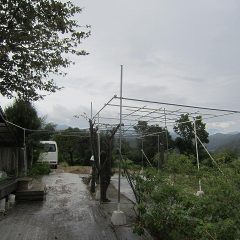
[118,65,123,211]
[23,129,27,176]
[141,137,144,171]
[194,119,202,191]
[158,134,160,170]
[91,102,93,120]
[97,113,101,202]
[164,108,169,158]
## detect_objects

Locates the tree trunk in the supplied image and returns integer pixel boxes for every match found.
[69,152,73,165]
[100,153,111,202]
[91,164,96,193]
[89,119,98,193]
[99,124,120,202]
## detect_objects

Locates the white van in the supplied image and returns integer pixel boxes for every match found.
[38,141,58,168]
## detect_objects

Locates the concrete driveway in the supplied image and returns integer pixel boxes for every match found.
[111,174,136,203]
[0,172,117,240]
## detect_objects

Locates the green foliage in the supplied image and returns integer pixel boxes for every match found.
[152,149,166,169]
[120,158,142,171]
[134,153,240,240]
[134,121,173,161]
[202,149,239,168]
[36,122,57,141]
[116,138,142,165]
[60,161,69,168]
[0,0,90,100]
[4,99,42,143]
[133,223,145,236]
[214,149,238,164]
[28,162,50,176]
[164,153,196,175]
[0,173,7,182]
[125,148,142,165]
[4,99,43,165]
[174,114,209,158]
[53,127,91,166]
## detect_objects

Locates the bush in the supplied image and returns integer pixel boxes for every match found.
[134,153,240,239]
[164,153,197,175]
[60,161,69,168]
[120,158,142,171]
[28,163,51,177]
[214,149,238,164]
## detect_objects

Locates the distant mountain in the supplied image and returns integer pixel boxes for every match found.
[170,132,178,140]
[55,124,70,131]
[207,132,240,153]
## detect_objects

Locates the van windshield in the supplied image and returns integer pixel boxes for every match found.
[43,144,56,152]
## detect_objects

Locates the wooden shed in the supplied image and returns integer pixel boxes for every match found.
[0,107,23,177]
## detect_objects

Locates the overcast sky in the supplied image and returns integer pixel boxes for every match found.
[1,0,240,133]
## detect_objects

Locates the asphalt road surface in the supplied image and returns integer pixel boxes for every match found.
[0,173,118,240]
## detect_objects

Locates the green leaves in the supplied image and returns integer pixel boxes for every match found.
[0,0,90,100]
[134,154,240,239]
[53,127,90,165]
[4,99,42,144]
[134,121,173,161]
[174,114,209,157]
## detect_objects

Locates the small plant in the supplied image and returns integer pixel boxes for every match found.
[0,172,7,182]
[28,163,51,177]
[60,161,69,168]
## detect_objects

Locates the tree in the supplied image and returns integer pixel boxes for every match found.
[89,119,99,193]
[174,114,209,157]
[37,122,57,141]
[89,119,120,201]
[54,134,78,165]
[99,126,120,202]
[134,121,173,163]
[53,127,90,165]
[0,0,90,100]
[4,99,42,144]
[4,99,42,167]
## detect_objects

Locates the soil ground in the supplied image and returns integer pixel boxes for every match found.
[56,165,92,174]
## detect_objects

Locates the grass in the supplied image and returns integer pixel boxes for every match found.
[28,163,51,177]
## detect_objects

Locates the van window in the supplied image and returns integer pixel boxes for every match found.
[43,144,56,152]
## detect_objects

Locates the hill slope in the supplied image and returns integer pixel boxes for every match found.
[207,132,240,153]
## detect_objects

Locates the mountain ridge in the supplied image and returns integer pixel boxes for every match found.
[207,132,240,153]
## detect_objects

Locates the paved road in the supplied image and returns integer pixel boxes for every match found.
[0,173,117,240]
[111,174,136,203]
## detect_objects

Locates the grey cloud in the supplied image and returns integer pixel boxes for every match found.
[2,0,240,133]
[175,75,206,83]
[38,104,91,129]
